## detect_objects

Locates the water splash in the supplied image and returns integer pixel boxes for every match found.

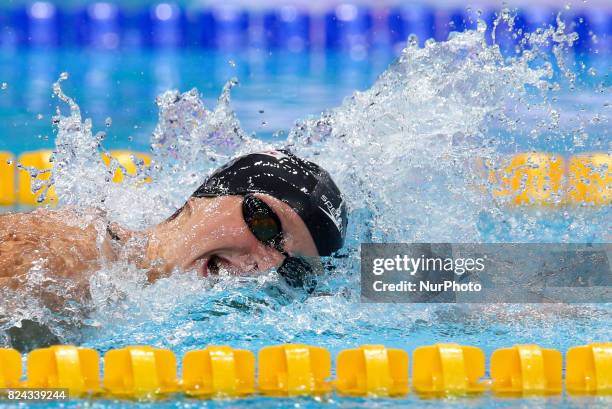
[1,12,610,352]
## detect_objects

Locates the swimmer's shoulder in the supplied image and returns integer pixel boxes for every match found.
[0,206,108,281]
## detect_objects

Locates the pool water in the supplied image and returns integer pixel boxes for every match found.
[0,48,394,153]
[0,13,611,409]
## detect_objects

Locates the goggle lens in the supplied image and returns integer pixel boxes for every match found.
[242,194,317,291]
[242,194,283,249]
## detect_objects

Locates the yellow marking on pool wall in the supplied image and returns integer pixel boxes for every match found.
[18,150,57,206]
[26,345,101,397]
[183,346,255,397]
[335,345,409,397]
[0,152,16,206]
[566,343,612,395]
[0,348,22,388]
[491,344,562,395]
[258,344,332,396]
[412,343,485,396]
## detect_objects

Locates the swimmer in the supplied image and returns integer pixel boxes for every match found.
[0,149,347,299]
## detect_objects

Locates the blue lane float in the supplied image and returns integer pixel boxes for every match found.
[325,4,372,50]
[572,10,612,53]
[210,6,249,50]
[264,6,311,51]
[388,6,435,47]
[147,3,184,48]
[0,3,609,52]
[11,2,61,47]
[79,2,121,49]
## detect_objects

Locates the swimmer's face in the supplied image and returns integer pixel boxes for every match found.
[155,194,319,277]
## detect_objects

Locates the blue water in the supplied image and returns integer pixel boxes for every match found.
[0,49,393,153]
[1,36,611,409]
[0,48,609,155]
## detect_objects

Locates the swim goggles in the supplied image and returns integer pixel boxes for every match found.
[242,193,318,291]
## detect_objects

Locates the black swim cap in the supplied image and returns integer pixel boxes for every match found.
[192,150,347,256]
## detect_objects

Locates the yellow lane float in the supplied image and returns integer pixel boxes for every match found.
[18,150,56,206]
[335,345,409,397]
[101,150,152,183]
[566,343,612,395]
[491,344,562,395]
[2,343,612,400]
[258,344,332,396]
[103,346,179,399]
[1,150,609,208]
[492,153,565,206]
[182,346,255,398]
[567,154,611,206]
[0,348,22,388]
[26,345,100,397]
[412,343,485,396]
[0,152,16,206]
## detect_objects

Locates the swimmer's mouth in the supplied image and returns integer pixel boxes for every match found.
[195,254,224,277]
[206,255,222,276]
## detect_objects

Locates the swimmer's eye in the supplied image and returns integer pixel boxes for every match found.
[249,214,281,242]
[242,194,284,251]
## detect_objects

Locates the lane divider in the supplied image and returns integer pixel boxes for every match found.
[566,343,612,394]
[2,3,609,53]
[491,344,562,395]
[17,150,56,206]
[104,346,178,398]
[0,150,152,206]
[258,344,331,396]
[0,348,21,388]
[335,344,408,397]
[412,343,485,395]
[491,152,564,206]
[0,150,610,208]
[183,346,255,398]
[0,152,15,206]
[487,152,611,206]
[25,345,100,397]
[0,343,610,400]
[100,150,152,184]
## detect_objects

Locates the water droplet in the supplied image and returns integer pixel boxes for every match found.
[258,109,264,114]
[105,117,112,127]
[228,59,236,68]
[407,34,419,47]
[59,72,69,80]
[36,114,43,120]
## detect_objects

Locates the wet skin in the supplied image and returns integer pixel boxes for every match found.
[0,194,319,295]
